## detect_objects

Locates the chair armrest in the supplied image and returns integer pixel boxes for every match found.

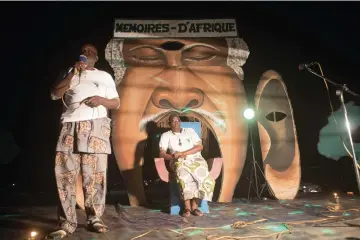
[154,158,169,182]
[208,158,223,180]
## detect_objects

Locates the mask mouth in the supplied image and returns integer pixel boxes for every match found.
[158,113,222,159]
[139,109,226,134]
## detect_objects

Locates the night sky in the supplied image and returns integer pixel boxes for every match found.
[1,2,360,197]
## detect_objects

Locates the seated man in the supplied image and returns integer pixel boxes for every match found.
[159,113,215,217]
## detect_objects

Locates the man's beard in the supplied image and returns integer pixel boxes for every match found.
[86,58,97,67]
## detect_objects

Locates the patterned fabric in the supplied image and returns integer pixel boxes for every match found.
[174,157,215,201]
[54,117,110,233]
[159,128,215,201]
[56,117,112,154]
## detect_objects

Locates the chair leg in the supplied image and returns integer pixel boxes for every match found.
[198,199,210,214]
[169,179,183,215]
[169,179,210,215]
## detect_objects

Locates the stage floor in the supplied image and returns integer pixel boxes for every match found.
[1,192,360,240]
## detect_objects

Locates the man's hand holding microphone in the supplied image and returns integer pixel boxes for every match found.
[73,55,87,75]
[50,55,88,99]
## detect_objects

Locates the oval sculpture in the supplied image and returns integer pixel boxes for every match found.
[254,70,301,200]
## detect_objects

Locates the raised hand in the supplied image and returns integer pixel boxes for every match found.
[73,61,87,74]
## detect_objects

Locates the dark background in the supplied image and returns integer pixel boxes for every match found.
[1,2,359,202]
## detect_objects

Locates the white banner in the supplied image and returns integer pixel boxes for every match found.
[113,19,238,38]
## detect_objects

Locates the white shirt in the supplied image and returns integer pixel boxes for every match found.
[60,68,119,123]
[159,128,203,159]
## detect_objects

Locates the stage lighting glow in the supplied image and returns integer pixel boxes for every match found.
[333,192,340,203]
[30,231,37,237]
[243,108,255,120]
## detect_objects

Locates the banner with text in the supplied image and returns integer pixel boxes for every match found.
[113,19,238,38]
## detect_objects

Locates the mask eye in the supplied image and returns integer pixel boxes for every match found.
[265,112,287,122]
[182,45,218,62]
[131,47,165,65]
[135,55,162,62]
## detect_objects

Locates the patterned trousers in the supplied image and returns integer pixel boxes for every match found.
[54,117,111,233]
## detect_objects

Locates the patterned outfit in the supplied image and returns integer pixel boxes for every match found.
[51,68,119,234]
[55,117,111,233]
[159,128,215,201]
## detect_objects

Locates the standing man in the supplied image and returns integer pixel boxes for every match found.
[46,44,120,239]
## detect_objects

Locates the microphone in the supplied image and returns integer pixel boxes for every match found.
[79,55,87,64]
[78,55,87,77]
[298,62,317,70]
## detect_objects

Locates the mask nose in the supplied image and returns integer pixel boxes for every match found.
[161,41,185,68]
[151,87,204,111]
[150,40,204,111]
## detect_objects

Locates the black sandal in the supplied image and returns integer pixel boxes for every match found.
[45,229,68,239]
[88,219,109,233]
[192,209,204,216]
[181,208,191,217]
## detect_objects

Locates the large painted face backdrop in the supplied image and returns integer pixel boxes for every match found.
[104,19,301,206]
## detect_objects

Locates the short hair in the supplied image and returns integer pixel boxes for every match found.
[81,43,98,54]
[168,113,180,122]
